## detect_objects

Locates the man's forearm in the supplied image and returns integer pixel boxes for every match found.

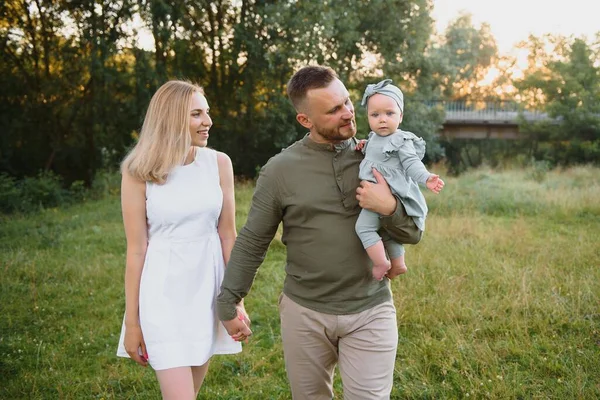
[217,228,272,321]
[217,162,282,320]
[376,192,397,216]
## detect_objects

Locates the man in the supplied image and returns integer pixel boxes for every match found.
[217,66,422,399]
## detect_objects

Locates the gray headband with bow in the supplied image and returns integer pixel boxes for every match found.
[361,79,404,113]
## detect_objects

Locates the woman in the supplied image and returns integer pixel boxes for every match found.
[116,80,249,399]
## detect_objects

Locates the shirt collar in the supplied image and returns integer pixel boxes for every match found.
[301,133,354,152]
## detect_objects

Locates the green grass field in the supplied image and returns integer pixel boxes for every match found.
[1,166,599,399]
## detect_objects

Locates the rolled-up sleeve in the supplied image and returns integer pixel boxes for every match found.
[379,197,423,245]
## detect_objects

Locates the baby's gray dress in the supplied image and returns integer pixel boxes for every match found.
[355,129,430,259]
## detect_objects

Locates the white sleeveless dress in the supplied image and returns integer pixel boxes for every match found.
[116,147,242,370]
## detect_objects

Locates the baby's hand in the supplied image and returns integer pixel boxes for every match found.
[426,174,445,194]
[355,139,367,152]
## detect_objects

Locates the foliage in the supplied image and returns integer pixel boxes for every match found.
[515,35,600,166]
[1,0,442,181]
[440,139,534,176]
[0,171,70,213]
[18,170,67,210]
[398,11,501,170]
[90,169,122,199]
[401,99,445,162]
[0,173,21,213]
[0,171,60,213]
[529,158,552,182]
[1,167,599,399]
[433,31,600,172]
[1,1,597,184]
[0,169,119,214]
[0,0,142,184]
[415,12,498,101]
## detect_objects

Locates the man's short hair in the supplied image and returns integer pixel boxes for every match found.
[287,66,338,112]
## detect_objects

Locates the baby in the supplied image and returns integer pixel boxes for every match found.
[356,79,444,280]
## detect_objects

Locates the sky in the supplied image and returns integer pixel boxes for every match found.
[431,0,599,54]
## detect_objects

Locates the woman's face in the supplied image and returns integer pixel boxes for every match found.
[189,92,212,147]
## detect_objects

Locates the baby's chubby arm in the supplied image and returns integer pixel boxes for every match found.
[399,141,445,193]
[398,140,432,185]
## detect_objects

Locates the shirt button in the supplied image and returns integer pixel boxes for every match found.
[337,176,342,181]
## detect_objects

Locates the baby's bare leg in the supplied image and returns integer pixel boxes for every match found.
[388,254,408,278]
[366,240,391,280]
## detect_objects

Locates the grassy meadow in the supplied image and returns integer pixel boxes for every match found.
[1,166,599,399]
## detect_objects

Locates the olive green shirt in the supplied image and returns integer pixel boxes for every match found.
[217,134,422,321]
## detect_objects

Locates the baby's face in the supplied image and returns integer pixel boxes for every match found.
[367,94,402,136]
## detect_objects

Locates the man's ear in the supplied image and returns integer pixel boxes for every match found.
[296,113,313,129]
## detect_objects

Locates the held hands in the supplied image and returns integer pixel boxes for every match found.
[124,324,149,367]
[426,174,445,194]
[356,168,396,216]
[236,302,252,336]
[222,303,252,343]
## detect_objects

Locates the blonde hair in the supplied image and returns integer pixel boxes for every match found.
[121,80,204,184]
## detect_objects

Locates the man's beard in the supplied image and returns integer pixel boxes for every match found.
[315,119,356,142]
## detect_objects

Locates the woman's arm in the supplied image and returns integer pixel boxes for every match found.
[216,151,251,340]
[121,171,149,366]
[216,152,236,265]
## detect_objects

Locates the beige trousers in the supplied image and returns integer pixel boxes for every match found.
[279,294,398,400]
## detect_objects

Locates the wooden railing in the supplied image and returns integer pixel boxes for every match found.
[423,101,550,124]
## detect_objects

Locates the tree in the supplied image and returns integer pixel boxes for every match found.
[407,12,499,172]
[515,35,600,165]
[415,12,498,101]
[141,0,441,175]
[2,0,447,181]
[0,0,140,183]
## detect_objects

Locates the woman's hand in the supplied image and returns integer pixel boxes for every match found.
[124,324,149,367]
[222,301,253,343]
[236,302,251,328]
[234,302,252,343]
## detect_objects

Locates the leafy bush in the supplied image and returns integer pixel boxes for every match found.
[90,170,121,199]
[0,172,67,213]
[0,169,121,214]
[0,173,21,213]
[18,171,66,211]
[69,180,87,203]
[529,158,552,182]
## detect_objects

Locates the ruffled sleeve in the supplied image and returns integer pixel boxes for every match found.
[383,130,426,161]
[360,131,377,155]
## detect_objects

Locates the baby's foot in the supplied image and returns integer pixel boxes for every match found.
[388,257,407,278]
[372,261,391,280]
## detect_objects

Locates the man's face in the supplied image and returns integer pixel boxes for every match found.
[299,78,356,143]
